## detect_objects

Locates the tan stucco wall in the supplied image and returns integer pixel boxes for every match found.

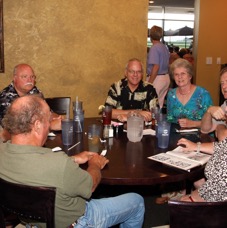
[195,0,227,105]
[0,0,148,117]
[1,0,227,116]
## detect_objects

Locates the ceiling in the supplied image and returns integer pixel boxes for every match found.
[149,0,194,8]
[148,0,195,14]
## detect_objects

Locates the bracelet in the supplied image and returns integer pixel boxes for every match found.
[197,142,201,153]
[188,195,194,202]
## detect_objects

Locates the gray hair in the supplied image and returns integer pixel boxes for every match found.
[2,95,46,135]
[170,58,194,79]
[125,58,144,72]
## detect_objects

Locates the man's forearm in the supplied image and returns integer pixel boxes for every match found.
[201,111,215,133]
[112,109,130,119]
[87,164,102,192]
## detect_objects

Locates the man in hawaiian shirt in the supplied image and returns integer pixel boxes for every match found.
[0,63,61,141]
[105,58,158,122]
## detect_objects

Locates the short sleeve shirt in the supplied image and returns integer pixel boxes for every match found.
[105,78,158,110]
[0,82,43,125]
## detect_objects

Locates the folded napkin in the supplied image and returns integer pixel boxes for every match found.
[111,121,123,126]
[143,129,156,136]
[52,147,62,152]
[48,132,56,137]
[175,128,198,133]
[123,129,156,136]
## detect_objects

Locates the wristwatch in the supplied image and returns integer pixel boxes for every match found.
[196,142,201,153]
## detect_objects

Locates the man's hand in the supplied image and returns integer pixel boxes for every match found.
[207,106,225,120]
[139,110,151,122]
[50,114,63,131]
[73,151,98,164]
[88,153,109,169]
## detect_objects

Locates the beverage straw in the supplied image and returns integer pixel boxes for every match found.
[66,106,70,120]
[67,141,81,151]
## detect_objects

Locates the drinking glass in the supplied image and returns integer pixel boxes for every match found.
[157,121,171,149]
[61,119,74,145]
[102,106,112,125]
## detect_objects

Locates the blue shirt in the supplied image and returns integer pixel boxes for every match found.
[147,42,170,75]
[167,86,213,123]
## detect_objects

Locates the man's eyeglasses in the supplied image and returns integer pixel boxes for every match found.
[16,75,36,80]
[127,70,143,75]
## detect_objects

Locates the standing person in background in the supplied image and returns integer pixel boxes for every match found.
[147,25,170,109]
[167,58,213,128]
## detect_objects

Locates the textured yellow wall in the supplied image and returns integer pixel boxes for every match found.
[195,0,227,105]
[0,0,148,117]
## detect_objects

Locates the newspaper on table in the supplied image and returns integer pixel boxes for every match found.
[148,146,211,172]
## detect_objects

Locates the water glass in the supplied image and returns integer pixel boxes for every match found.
[127,114,144,143]
[61,119,74,145]
[157,121,171,149]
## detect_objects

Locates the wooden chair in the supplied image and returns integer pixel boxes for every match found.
[45,97,71,115]
[0,178,56,228]
[168,200,227,228]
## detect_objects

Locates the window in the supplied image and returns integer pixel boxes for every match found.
[148,5,194,49]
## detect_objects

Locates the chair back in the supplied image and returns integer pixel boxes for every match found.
[168,200,227,228]
[45,97,71,115]
[0,178,56,228]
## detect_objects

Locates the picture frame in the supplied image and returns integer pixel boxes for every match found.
[0,0,4,73]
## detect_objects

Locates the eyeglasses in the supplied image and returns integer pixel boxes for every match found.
[16,75,36,80]
[127,69,143,75]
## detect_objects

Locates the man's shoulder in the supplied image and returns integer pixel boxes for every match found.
[111,78,126,88]
[140,80,155,89]
[0,83,17,104]
[0,83,15,95]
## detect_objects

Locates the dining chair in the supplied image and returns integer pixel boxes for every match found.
[168,199,227,228]
[0,178,56,228]
[45,97,71,115]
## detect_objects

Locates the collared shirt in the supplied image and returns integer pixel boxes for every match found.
[0,82,43,125]
[105,78,158,110]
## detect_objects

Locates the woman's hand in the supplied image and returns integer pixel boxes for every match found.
[178,118,200,128]
[177,138,197,151]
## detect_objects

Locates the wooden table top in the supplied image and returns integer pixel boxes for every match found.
[45,118,212,186]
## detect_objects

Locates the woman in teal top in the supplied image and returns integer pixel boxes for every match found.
[167,58,213,128]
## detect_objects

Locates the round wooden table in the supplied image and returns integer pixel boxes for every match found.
[45,118,212,186]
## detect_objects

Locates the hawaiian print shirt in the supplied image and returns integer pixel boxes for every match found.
[0,82,43,125]
[105,78,158,110]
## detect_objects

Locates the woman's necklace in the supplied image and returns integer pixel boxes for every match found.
[178,85,192,96]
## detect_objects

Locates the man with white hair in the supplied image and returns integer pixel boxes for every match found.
[0,64,61,141]
[0,63,43,124]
